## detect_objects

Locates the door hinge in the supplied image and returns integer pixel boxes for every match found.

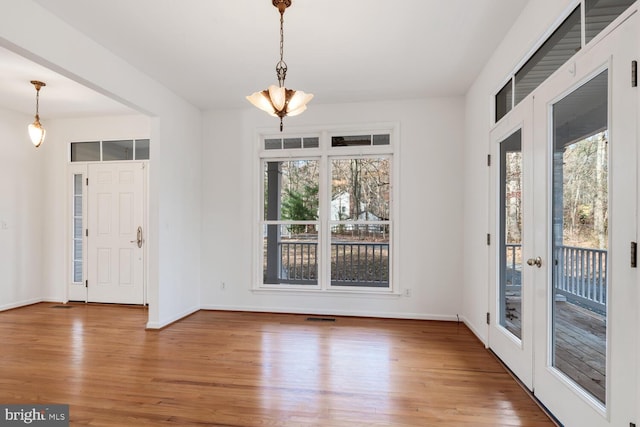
[487,154,491,166]
[632,60,638,87]
[486,312,490,325]
[85,229,88,237]
[631,241,637,268]
[85,280,88,288]
[86,177,89,186]
[486,233,491,245]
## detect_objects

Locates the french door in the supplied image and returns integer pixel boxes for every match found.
[490,12,637,426]
[87,162,146,304]
[489,97,534,390]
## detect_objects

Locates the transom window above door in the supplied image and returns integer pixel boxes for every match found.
[70,139,150,162]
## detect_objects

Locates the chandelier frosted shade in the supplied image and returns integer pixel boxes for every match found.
[28,117,46,147]
[28,80,46,148]
[246,85,313,118]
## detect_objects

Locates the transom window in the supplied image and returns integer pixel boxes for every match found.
[495,0,635,122]
[258,129,395,291]
[70,139,150,162]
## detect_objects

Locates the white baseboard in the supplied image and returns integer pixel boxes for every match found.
[0,298,44,312]
[146,305,199,329]
[199,304,458,322]
[460,315,488,346]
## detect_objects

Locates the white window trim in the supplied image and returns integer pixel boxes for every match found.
[252,123,401,295]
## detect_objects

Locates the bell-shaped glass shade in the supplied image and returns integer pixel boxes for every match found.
[287,104,307,117]
[246,90,277,116]
[287,90,314,116]
[28,118,46,148]
[268,85,287,111]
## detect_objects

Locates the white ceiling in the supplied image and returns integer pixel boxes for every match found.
[2,0,529,118]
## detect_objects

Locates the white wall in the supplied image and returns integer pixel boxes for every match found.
[462,0,575,342]
[0,108,45,309]
[0,1,202,327]
[201,97,465,319]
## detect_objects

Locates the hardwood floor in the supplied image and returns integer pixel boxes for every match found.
[0,303,555,426]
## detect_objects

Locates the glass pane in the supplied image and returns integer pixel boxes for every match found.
[135,139,150,160]
[263,224,318,285]
[74,196,82,216]
[515,6,581,104]
[73,238,83,259]
[552,70,608,405]
[264,160,319,221]
[74,174,83,195]
[585,0,635,43]
[331,158,390,221]
[103,140,134,161]
[499,129,523,339]
[73,261,82,283]
[372,134,390,146]
[70,142,100,162]
[283,138,302,149]
[495,80,513,122]
[72,173,83,283]
[330,224,389,287]
[332,135,372,147]
[303,137,319,148]
[265,139,282,150]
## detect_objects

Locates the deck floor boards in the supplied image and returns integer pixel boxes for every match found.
[505,298,606,403]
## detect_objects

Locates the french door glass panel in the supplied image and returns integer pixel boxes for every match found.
[500,130,523,339]
[551,70,608,405]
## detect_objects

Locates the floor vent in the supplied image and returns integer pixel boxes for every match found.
[50,305,73,309]
[306,317,336,322]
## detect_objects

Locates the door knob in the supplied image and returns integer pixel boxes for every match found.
[130,226,143,248]
[527,256,542,268]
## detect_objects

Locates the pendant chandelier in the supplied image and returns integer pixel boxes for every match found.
[28,80,47,147]
[246,0,313,131]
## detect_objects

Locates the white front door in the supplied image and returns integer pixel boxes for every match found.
[488,97,534,389]
[530,13,637,426]
[87,162,145,304]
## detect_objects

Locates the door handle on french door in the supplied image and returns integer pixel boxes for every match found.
[130,226,143,248]
[527,257,542,268]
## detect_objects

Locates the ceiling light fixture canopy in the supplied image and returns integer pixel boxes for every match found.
[246,0,313,131]
[28,80,46,148]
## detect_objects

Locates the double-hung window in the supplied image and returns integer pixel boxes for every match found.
[257,129,395,292]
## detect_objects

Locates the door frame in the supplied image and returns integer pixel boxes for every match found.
[66,161,149,304]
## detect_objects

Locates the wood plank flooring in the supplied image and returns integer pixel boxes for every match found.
[0,303,555,426]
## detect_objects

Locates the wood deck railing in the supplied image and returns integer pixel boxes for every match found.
[505,244,607,315]
[277,241,389,287]
[554,245,607,314]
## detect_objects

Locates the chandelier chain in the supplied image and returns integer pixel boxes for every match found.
[35,88,40,118]
[276,8,287,87]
